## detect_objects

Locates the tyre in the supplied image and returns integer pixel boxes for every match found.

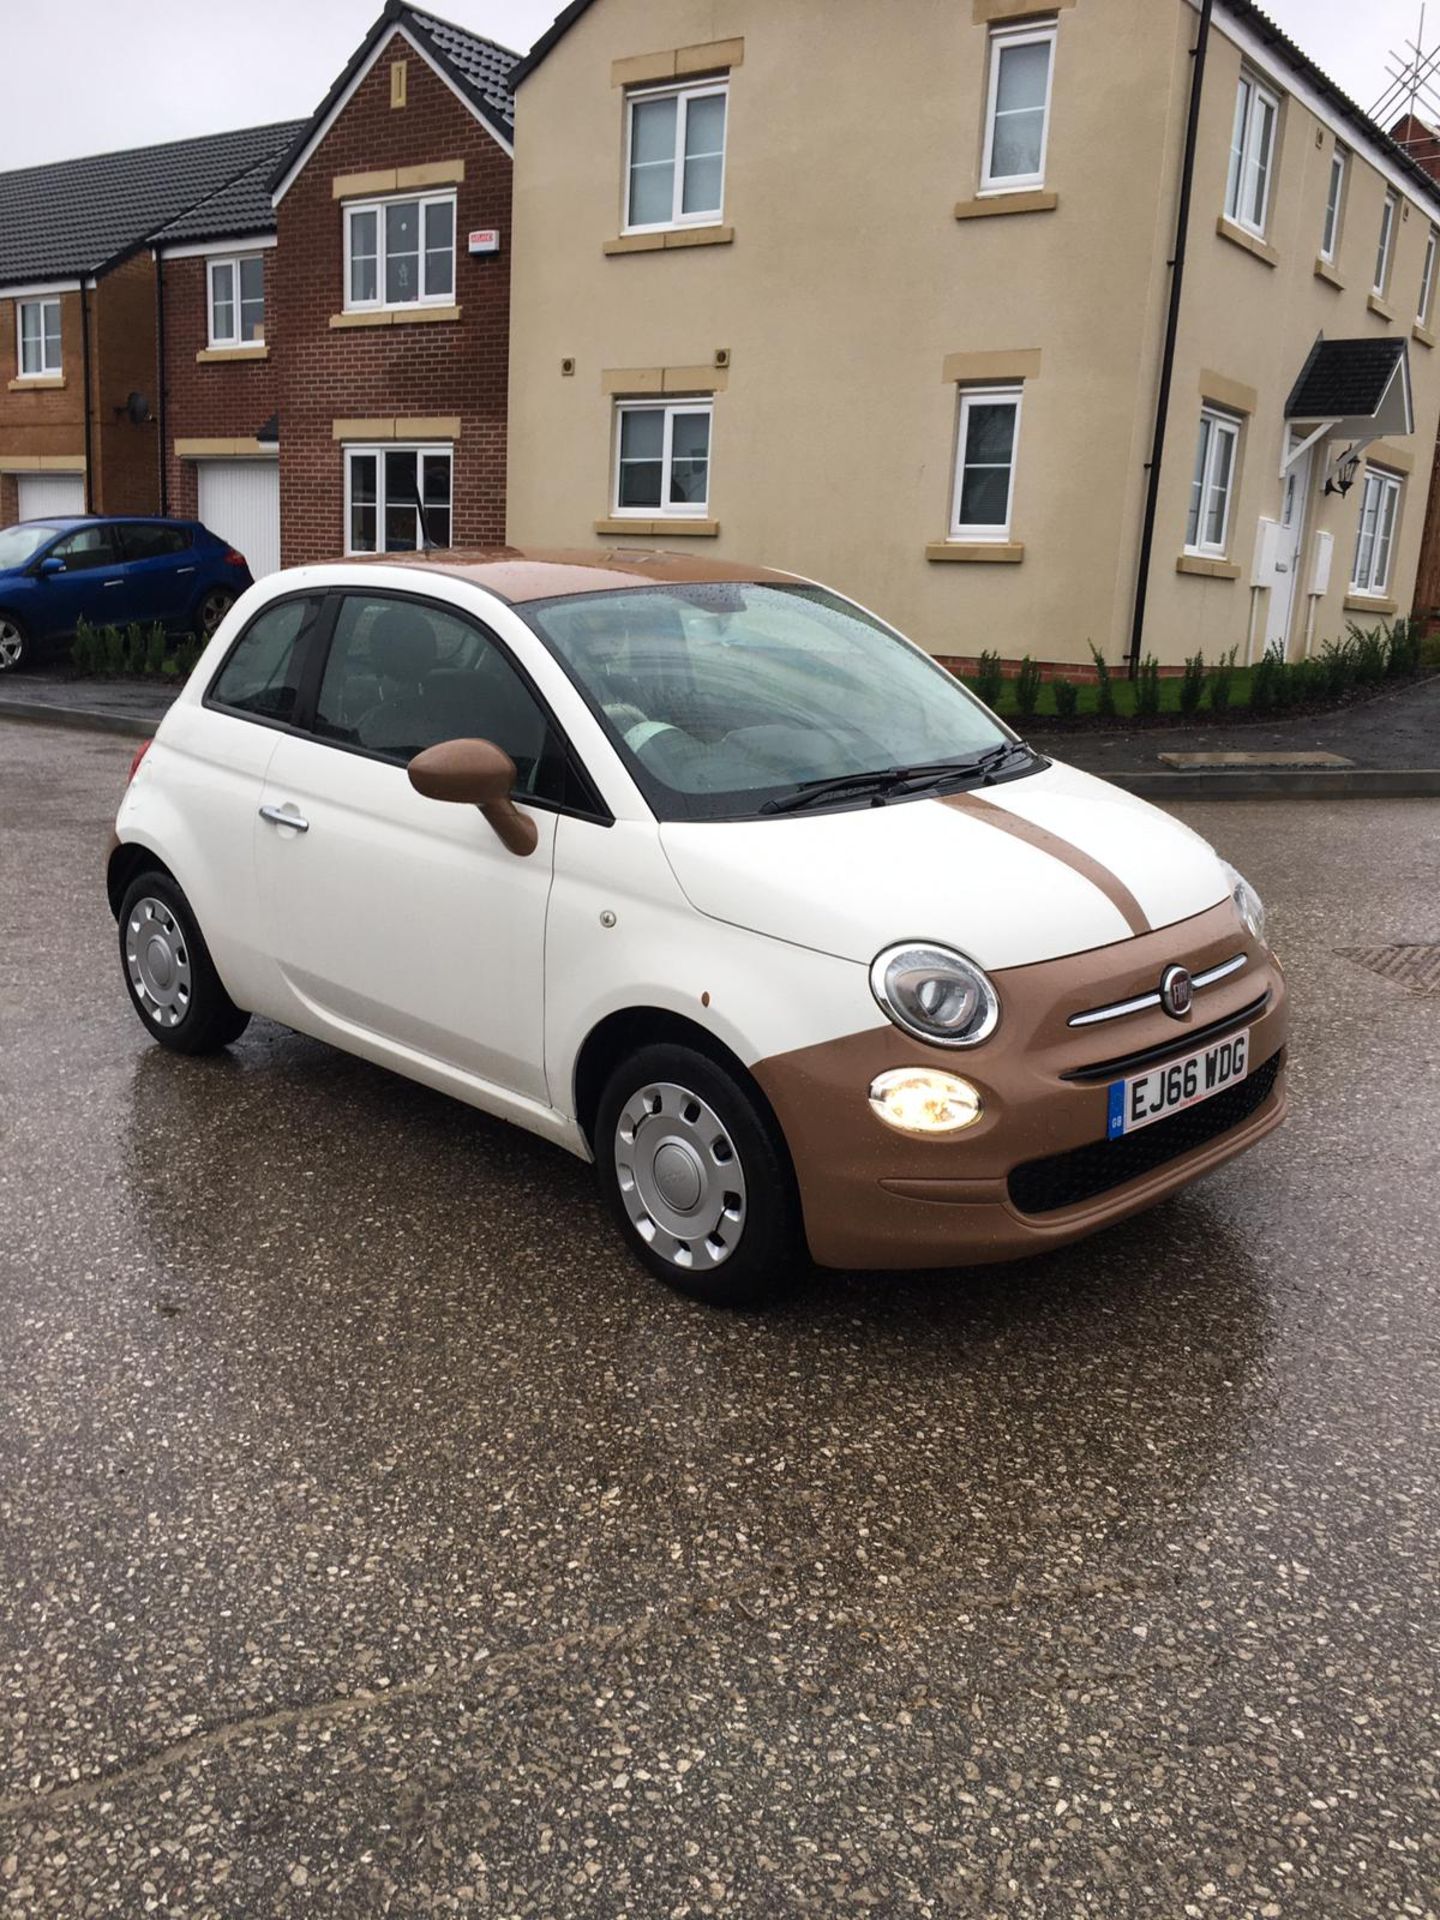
[194,587,234,640]
[117,872,250,1055]
[595,1042,804,1307]
[0,613,29,672]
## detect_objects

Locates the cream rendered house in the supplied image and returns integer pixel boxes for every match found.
[506,0,1440,671]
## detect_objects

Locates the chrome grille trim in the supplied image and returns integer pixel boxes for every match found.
[1068,952,1248,1028]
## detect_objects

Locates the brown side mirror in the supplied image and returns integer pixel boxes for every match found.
[406,738,539,856]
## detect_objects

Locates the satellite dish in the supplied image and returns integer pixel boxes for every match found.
[125,390,152,425]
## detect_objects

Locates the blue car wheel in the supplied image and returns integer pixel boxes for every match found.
[0,614,28,672]
[195,588,235,640]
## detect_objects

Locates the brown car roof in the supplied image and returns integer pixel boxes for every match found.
[348,546,799,604]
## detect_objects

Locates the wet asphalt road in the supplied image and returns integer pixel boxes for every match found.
[1,722,1438,1919]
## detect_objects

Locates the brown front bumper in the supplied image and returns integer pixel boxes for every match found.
[752,899,1288,1271]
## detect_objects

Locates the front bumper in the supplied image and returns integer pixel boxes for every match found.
[752,899,1288,1271]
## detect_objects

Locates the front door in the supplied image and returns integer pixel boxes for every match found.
[1266,435,1313,657]
[253,590,563,1103]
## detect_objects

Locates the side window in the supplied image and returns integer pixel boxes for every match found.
[51,526,120,571]
[313,594,568,802]
[209,596,322,723]
[119,523,191,561]
[981,24,1056,192]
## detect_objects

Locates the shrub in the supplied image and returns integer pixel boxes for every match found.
[1135,653,1161,716]
[1421,626,1440,668]
[1385,615,1423,677]
[1250,648,1284,713]
[1349,623,1387,685]
[1052,676,1079,718]
[975,649,1005,710]
[71,617,97,676]
[1178,650,1206,716]
[100,624,126,675]
[1317,634,1357,697]
[1014,654,1043,717]
[1289,657,1318,706]
[145,622,168,676]
[121,622,147,677]
[1089,644,1117,718]
[173,636,201,679]
[1208,645,1238,715]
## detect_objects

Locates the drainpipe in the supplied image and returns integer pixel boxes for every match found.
[79,276,94,514]
[154,249,168,516]
[1127,0,1214,677]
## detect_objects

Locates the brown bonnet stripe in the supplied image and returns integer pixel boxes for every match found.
[941,792,1151,936]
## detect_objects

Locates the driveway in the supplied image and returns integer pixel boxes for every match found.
[1,723,1437,1917]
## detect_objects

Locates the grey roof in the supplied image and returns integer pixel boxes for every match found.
[0,120,304,284]
[152,128,307,245]
[1286,337,1408,419]
[268,1,517,194]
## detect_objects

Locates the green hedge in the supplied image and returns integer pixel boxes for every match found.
[71,618,201,681]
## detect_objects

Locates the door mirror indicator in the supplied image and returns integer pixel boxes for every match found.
[407,738,539,856]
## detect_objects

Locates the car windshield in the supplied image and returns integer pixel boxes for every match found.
[523,581,1025,821]
[0,524,58,569]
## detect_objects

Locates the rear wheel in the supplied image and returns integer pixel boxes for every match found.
[118,872,250,1055]
[0,614,28,672]
[194,588,234,640]
[595,1043,804,1307]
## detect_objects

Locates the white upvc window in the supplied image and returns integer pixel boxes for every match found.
[1351,467,1402,597]
[612,399,712,516]
[1374,190,1399,295]
[950,386,1022,540]
[1320,146,1347,261]
[1224,72,1280,237]
[981,24,1056,192]
[624,80,728,232]
[1419,226,1438,324]
[343,191,456,311]
[208,254,265,347]
[1186,407,1241,556]
[16,296,61,377]
[344,444,453,553]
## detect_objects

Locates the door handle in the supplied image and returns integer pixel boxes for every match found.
[259,804,309,833]
[103,577,124,587]
[176,566,196,576]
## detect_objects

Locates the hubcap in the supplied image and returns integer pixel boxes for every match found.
[614,1081,746,1271]
[199,592,230,637]
[0,623,22,670]
[125,897,192,1028]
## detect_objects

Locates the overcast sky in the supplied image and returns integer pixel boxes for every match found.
[0,0,1434,172]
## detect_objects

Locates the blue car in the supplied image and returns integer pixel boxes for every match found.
[0,516,254,672]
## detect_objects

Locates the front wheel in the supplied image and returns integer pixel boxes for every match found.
[0,614,29,672]
[194,588,234,640]
[118,872,250,1054]
[595,1043,804,1307]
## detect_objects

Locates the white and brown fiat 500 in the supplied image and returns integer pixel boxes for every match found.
[109,552,1286,1305]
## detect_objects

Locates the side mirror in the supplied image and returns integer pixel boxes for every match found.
[407,737,539,857]
[38,556,64,577]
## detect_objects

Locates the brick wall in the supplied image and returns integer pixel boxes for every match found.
[0,287,87,519]
[90,251,161,513]
[161,252,280,520]
[273,41,512,565]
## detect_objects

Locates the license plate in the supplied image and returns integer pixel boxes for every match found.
[1107,1028,1250,1139]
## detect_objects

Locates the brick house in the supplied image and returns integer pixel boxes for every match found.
[0,124,299,531]
[265,2,518,566]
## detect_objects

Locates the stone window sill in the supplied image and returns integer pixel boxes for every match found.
[7,374,65,391]
[925,540,1024,564]
[954,190,1058,221]
[1344,592,1398,615]
[603,226,734,256]
[595,516,719,537]
[1314,256,1344,290]
[196,344,269,363]
[1367,292,1395,321]
[329,305,461,330]
[1216,216,1278,267]
[1414,322,1437,348]
[1176,553,1241,580]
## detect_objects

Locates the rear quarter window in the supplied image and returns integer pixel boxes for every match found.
[208,596,322,724]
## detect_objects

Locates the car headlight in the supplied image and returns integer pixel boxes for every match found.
[1222,862,1266,946]
[869,1069,984,1134]
[869,942,1000,1047]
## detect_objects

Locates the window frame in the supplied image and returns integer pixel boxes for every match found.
[1224,71,1281,238]
[949,384,1023,542]
[622,77,730,234]
[1350,466,1403,597]
[611,397,714,519]
[1374,189,1399,296]
[206,252,266,348]
[342,442,455,555]
[16,295,62,378]
[342,190,458,313]
[1320,146,1347,262]
[1419,225,1438,325]
[202,592,336,738]
[979,22,1057,195]
[1185,406,1242,559]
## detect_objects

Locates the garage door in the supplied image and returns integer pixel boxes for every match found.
[197,460,280,578]
[16,472,84,520]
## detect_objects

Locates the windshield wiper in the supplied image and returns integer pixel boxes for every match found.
[760,741,1034,815]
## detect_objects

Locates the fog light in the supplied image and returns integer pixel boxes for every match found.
[868,1068,984,1135]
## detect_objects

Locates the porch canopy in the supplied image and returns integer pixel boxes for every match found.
[1283,336,1413,483]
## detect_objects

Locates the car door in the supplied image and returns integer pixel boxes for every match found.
[37,524,126,636]
[253,590,565,1104]
[115,522,194,626]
